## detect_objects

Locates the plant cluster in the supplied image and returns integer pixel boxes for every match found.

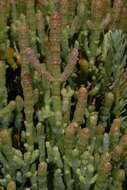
[0,0,127,190]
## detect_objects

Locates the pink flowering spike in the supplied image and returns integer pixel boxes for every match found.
[60,48,79,81]
[113,0,124,9]
[18,15,29,51]
[26,48,54,82]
